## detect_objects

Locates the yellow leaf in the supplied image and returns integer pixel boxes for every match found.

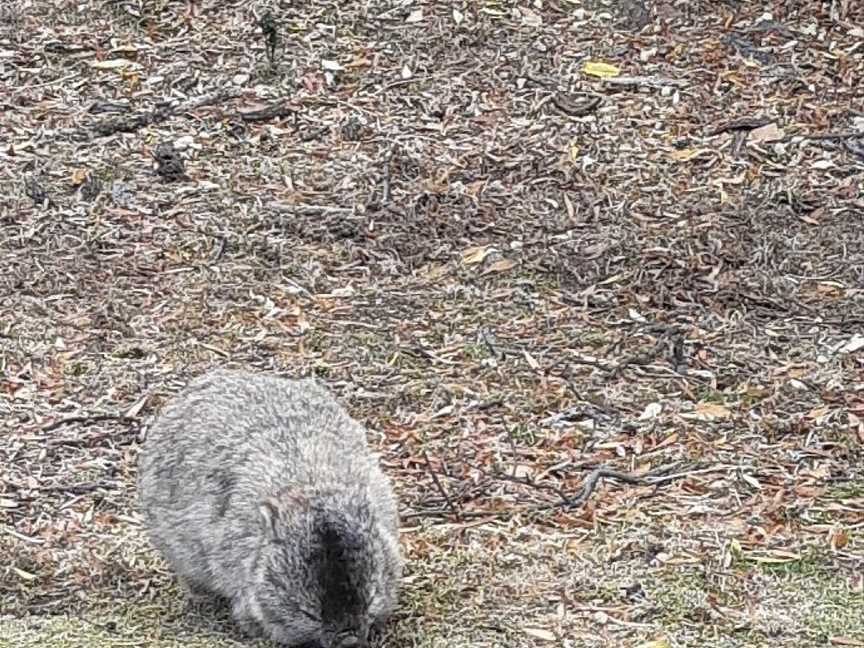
[461,245,491,265]
[523,627,556,641]
[565,538,584,553]
[669,148,712,162]
[635,639,672,648]
[482,258,516,275]
[421,263,448,280]
[806,406,831,421]
[70,168,89,186]
[13,567,37,581]
[746,550,800,563]
[583,61,621,78]
[693,401,731,420]
[598,273,624,286]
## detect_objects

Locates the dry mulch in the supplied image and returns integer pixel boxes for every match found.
[1,1,863,646]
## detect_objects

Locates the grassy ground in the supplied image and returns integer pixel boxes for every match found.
[2,0,864,646]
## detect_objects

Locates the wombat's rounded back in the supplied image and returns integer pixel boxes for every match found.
[137,369,399,600]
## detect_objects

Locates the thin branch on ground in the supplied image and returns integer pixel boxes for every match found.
[41,414,139,433]
[422,451,461,519]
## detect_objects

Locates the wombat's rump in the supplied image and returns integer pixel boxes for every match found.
[137,369,401,648]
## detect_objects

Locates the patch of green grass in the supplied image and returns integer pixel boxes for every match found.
[829,480,864,499]
[462,342,490,360]
[506,422,537,445]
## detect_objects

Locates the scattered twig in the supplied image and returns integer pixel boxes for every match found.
[566,463,731,509]
[706,117,772,136]
[33,480,122,495]
[400,508,500,521]
[477,463,576,505]
[41,414,139,433]
[779,131,864,143]
[14,72,80,91]
[269,203,354,215]
[381,145,394,205]
[91,89,243,137]
[422,451,461,519]
[602,75,687,89]
[0,525,45,544]
[238,102,295,123]
[411,460,731,521]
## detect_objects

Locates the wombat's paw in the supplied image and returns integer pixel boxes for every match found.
[229,599,264,639]
[233,616,264,640]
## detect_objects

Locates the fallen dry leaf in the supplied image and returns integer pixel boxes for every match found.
[670,147,713,162]
[523,627,556,641]
[686,402,732,420]
[70,168,88,185]
[481,258,516,275]
[635,639,672,648]
[90,58,138,70]
[749,122,785,143]
[745,550,801,564]
[583,61,621,78]
[828,528,850,551]
[461,245,492,265]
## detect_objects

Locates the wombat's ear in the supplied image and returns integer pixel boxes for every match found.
[259,498,282,540]
[260,492,309,540]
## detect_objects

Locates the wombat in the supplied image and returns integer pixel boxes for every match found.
[137,369,401,648]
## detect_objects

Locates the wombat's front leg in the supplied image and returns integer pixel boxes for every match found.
[178,576,213,602]
[229,591,264,639]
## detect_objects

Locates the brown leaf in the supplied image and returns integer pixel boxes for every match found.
[829,528,850,551]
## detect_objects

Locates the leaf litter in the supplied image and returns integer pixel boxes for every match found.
[1,0,863,646]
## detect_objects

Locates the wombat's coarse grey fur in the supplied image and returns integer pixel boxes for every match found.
[137,369,401,648]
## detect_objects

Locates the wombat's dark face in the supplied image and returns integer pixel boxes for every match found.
[251,500,378,647]
[251,545,372,648]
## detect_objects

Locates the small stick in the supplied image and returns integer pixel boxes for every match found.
[41,414,139,433]
[422,451,460,519]
[381,146,393,205]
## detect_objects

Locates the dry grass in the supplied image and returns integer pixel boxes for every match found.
[2,0,864,646]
